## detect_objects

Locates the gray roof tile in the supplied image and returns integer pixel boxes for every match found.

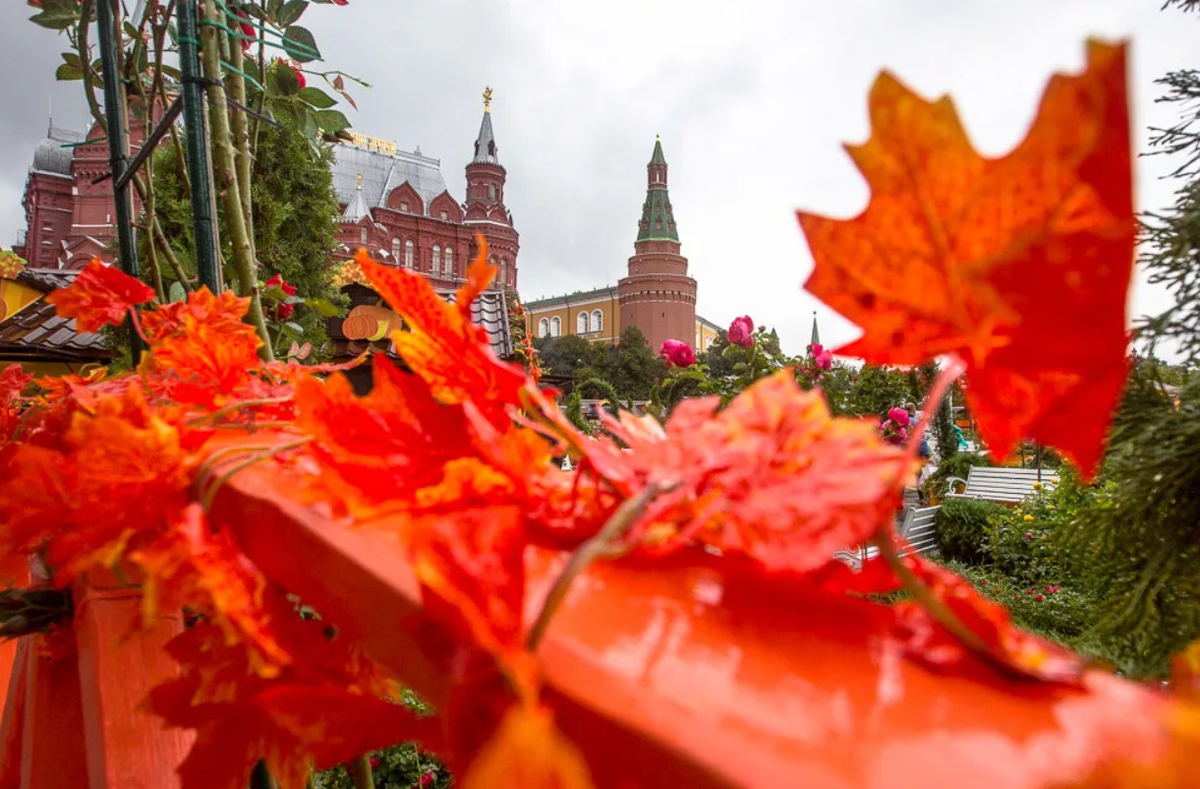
[331,144,449,217]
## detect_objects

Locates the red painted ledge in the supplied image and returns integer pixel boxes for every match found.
[212,458,1175,789]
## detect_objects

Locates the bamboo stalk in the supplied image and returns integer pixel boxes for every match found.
[199,0,274,359]
[348,755,376,789]
[224,3,256,262]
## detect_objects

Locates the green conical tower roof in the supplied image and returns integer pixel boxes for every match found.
[650,136,667,165]
[810,311,821,346]
[636,135,679,243]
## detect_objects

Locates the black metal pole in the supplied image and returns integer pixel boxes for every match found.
[177,0,221,292]
[95,0,142,364]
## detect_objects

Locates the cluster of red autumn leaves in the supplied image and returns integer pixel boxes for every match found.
[0,37,1192,789]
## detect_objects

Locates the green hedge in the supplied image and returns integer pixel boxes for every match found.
[936,498,1006,564]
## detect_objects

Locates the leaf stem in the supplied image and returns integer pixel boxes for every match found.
[186,396,293,425]
[198,437,312,509]
[525,482,675,651]
[873,530,990,655]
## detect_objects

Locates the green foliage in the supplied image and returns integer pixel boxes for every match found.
[1057,375,1200,677]
[151,120,345,359]
[575,377,622,413]
[28,0,82,31]
[936,498,1005,564]
[846,363,911,418]
[535,335,594,380]
[534,327,665,400]
[313,742,448,789]
[922,451,992,501]
[933,386,959,462]
[613,326,666,399]
[941,559,1102,647]
[563,390,591,434]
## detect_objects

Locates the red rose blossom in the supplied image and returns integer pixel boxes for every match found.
[659,339,695,368]
[727,315,754,348]
[265,273,297,297]
[810,343,833,371]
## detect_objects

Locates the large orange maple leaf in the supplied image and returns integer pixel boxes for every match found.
[355,239,528,422]
[150,618,441,789]
[45,257,156,333]
[798,40,1133,474]
[560,371,915,573]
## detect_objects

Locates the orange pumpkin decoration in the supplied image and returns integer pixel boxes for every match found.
[341,305,402,341]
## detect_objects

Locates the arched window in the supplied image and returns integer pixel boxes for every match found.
[444,247,453,276]
[550,316,561,337]
[488,184,496,201]
[577,312,589,334]
[432,245,441,274]
[360,227,368,245]
[500,260,508,290]
[404,240,414,268]
[591,309,603,332]
[391,238,400,261]
[538,318,549,338]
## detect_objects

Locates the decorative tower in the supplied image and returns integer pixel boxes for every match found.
[810,311,821,348]
[617,136,697,352]
[463,86,519,291]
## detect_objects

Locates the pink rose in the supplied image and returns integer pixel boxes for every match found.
[369,757,380,769]
[888,407,910,427]
[420,772,436,787]
[659,339,695,368]
[727,315,755,348]
[811,343,833,371]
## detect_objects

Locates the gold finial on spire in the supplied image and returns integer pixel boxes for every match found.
[356,173,363,190]
[483,86,493,113]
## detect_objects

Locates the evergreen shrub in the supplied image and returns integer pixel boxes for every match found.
[936,499,1005,564]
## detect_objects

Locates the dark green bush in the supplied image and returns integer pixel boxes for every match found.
[941,559,1101,642]
[936,498,1007,564]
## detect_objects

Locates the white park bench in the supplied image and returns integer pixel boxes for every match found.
[943,466,1057,505]
[833,505,941,571]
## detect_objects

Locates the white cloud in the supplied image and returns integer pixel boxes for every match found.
[1,0,1195,357]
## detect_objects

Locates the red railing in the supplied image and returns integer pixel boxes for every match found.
[0,442,1174,788]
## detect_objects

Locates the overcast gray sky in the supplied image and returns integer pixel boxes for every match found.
[1,1,1195,356]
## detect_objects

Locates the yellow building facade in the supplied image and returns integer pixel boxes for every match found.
[525,285,722,353]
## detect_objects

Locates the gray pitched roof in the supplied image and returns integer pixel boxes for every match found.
[441,289,512,359]
[340,186,372,224]
[331,143,450,216]
[472,111,499,165]
[0,270,111,363]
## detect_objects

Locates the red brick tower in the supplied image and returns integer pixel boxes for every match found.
[463,87,519,291]
[618,136,696,352]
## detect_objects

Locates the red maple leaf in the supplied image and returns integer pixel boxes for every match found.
[797,40,1133,475]
[142,288,264,407]
[295,355,477,514]
[150,618,443,789]
[131,504,289,676]
[563,371,915,574]
[0,383,199,582]
[891,554,1084,684]
[45,257,156,333]
[355,239,528,424]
